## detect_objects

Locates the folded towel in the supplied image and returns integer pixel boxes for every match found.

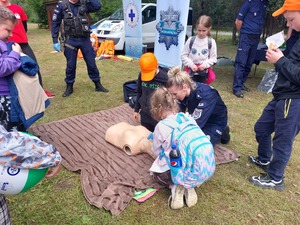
[133,188,158,203]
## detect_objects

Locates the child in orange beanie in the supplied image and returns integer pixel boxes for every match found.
[133,53,168,132]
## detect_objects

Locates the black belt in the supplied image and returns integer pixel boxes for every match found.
[68,34,90,38]
[242,33,261,38]
[64,43,78,51]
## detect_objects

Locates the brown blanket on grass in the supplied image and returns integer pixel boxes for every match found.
[30,104,240,215]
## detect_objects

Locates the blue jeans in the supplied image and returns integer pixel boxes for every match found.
[254,98,300,181]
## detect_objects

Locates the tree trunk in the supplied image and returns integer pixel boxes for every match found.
[232,23,237,43]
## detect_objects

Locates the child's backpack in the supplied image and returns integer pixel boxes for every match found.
[162,113,216,189]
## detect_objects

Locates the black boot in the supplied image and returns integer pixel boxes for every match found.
[94,81,109,93]
[62,83,74,97]
[220,125,230,144]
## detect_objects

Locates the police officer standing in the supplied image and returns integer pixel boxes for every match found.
[232,0,268,98]
[52,0,108,97]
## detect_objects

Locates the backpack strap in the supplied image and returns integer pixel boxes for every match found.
[161,113,213,174]
[162,114,211,172]
[162,122,177,147]
[161,113,194,152]
[208,37,212,50]
[189,36,196,53]
[208,37,212,59]
[159,118,180,169]
[189,36,211,50]
[184,133,211,171]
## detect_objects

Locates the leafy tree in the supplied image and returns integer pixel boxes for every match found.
[92,0,156,22]
[92,0,122,22]
[12,0,288,37]
[12,0,48,26]
[264,0,285,37]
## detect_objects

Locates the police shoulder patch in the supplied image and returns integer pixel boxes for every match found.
[52,14,57,21]
[192,108,202,120]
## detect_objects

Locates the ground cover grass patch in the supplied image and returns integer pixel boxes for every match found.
[6,24,300,224]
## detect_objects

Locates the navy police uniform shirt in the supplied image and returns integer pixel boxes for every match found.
[178,83,228,129]
[237,0,268,35]
[51,0,101,43]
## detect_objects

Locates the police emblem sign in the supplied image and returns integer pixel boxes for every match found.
[154,0,190,68]
[156,6,184,50]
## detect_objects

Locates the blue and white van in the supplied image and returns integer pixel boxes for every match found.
[91,3,193,51]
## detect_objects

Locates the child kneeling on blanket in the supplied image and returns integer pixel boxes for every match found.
[149,87,215,209]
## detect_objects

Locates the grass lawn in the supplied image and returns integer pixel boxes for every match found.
[6,24,300,225]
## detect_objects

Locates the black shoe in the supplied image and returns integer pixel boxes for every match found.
[220,125,230,144]
[62,83,74,97]
[233,91,244,98]
[249,173,284,191]
[95,81,109,93]
[248,156,269,172]
[242,85,250,92]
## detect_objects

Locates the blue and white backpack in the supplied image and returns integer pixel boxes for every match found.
[162,113,216,189]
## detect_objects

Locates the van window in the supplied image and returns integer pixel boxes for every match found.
[109,8,123,20]
[142,6,156,24]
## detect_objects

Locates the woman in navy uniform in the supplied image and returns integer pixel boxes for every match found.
[51,0,108,97]
[233,0,268,98]
[166,66,230,146]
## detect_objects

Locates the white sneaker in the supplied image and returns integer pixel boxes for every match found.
[184,188,198,207]
[168,185,185,209]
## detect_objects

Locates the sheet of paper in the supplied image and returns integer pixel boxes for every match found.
[266,30,285,49]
